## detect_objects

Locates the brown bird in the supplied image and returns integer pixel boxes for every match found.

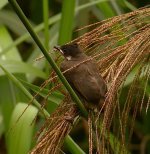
[54,43,107,110]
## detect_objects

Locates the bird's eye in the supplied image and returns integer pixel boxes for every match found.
[73,43,78,48]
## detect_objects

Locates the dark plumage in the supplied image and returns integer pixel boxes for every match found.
[54,43,107,109]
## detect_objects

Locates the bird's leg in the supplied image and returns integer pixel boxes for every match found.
[64,116,74,124]
[63,111,79,126]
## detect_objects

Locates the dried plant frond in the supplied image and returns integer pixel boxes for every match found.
[30,7,150,154]
[88,111,93,154]
[30,95,78,154]
[72,8,150,151]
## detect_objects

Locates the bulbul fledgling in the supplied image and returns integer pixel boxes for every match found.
[54,43,107,110]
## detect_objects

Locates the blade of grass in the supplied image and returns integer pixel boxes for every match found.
[43,0,49,50]
[123,0,137,11]
[0,10,30,36]
[0,0,8,9]
[94,0,116,18]
[58,0,76,44]
[0,60,47,79]
[20,79,64,105]
[109,132,131,154]
[0,65,49,117]
[64,136,86,154]
[43,0,50,76]
[0,25,22,60]
[8,103,38,154]
[0,107,4,137]
[77,0,90,35]
[110,0,122,15]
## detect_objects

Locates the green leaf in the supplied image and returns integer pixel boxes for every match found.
[124,64,150,89]
[8,103,38,154]
[64,136,86,154]
[95,0,116,18]
[0,10,27,36]
[0,0,8,9]
[0,64,49,117]
[123,0,137,11]
[58,0,76,44]
[20,79,64,105]
[0,25,27,134]
[109,132,131,154]
[0,107,4,137]
[0,60,47,79]
[0,25,21,61]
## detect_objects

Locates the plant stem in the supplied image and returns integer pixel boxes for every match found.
[8,0,88,118]
[58,0,76,44]
[43,0,49,50]
[96,0,116,19]
[64,136,86,154]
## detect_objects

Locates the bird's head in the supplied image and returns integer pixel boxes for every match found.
[54,43,82,60]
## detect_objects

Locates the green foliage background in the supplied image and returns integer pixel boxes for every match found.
[0,0,149,154]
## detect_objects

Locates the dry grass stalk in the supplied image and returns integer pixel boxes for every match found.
[30,95,78,154]
[30,7,150,153]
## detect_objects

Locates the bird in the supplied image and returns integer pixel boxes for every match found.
[54,43,107,110]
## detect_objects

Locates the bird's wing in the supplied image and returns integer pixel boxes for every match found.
[71,64,101,103]
[60,60,107,103]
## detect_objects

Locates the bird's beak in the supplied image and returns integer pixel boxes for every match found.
[53,46,64,55]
